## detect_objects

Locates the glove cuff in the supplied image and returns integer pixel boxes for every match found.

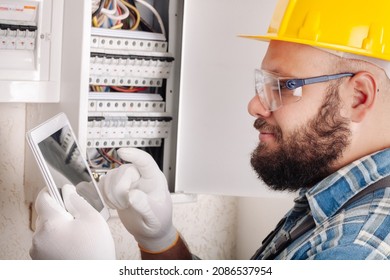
[138,230,179,254]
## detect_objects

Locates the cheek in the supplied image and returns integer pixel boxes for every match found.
[274,85,334,137]
[338,103,351,119]
[274,99,321,135]
[337,89,354,119]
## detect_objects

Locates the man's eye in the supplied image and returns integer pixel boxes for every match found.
[279,81,288,89]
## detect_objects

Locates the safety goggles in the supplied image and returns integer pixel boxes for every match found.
[254,69,354,111]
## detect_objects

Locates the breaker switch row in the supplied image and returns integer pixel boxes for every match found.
[0,26,35,50]
[89,99,165,113]
[87,116,172,148]
[91,34,168,53]
[89,52,173,85]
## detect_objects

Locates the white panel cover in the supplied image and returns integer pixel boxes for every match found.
[176,0,289,197]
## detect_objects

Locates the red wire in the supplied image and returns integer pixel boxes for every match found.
[116,4,122,25]
[111,86,148,92]
[101,148,122,165]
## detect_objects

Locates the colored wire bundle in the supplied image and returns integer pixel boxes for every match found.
[90,85,148,93]
[91,0,166,36]
[110,86,148,92]
[88,148,123,169]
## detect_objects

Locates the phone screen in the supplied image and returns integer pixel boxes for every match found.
[37,124,104,212]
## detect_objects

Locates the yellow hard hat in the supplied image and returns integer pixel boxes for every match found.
[241,0,390,61]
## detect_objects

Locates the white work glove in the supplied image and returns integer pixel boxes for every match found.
[99,148,178,253]
[30,184,116,260]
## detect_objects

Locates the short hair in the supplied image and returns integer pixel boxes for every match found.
[318,47,390,97]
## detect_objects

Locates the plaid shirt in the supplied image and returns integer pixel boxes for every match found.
[253,148,390,260]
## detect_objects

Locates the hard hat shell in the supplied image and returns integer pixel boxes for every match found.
[241,0,390,61]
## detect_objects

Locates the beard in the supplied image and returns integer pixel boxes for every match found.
[250,84,351,192]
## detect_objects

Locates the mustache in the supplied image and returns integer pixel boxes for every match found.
[253,118,283,141]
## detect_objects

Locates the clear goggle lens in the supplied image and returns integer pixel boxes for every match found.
[254,69,302,111]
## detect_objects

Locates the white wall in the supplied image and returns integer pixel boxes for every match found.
[0,104,32,259]
[176,0,279,197]
[108,194,238,260]
[236,195,295,259]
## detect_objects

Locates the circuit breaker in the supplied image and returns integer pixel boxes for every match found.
[0,3,37,51]
[0,0,63,102]
[86,0,175,183]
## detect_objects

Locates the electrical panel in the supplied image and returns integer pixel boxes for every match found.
[86,0,175,184]
[0,2,37,51]
[24,0,275,198]
[0,0,63,102]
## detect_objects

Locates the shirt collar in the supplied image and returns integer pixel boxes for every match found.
[305,148,390,225]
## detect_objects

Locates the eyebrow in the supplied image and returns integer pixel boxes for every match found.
[261,68,295,78]
[262,68,334,80]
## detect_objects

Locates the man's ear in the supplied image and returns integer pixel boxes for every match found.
[350,71,378,122]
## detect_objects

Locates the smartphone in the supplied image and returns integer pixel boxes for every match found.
[26,112,110,220]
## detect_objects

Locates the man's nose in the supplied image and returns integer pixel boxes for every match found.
[247,95,272,118]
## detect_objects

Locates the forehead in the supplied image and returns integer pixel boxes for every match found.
[261,41,334,76]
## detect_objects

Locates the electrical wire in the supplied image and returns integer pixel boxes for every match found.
[100,148,123,166]
[88,156,105,168]
[125,9,137,29]
[104,0,130,21]
[90,85,148,92]
[92,16,99,27]
[110,86,148,92]
[90,85,103,92]
[134,0,166,36]
[91,0,165,35]
[101,0,117,15]
[119,0,141,30]
[92,0,105,17]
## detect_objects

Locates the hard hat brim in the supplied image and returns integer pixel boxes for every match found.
[239,34,390,62]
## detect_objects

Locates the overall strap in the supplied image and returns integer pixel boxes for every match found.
[251,175,390,260]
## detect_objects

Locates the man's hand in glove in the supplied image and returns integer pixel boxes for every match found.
[30,184,116,260]
[99,148,191,259]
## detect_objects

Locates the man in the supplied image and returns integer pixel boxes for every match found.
[31,0,390,259]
